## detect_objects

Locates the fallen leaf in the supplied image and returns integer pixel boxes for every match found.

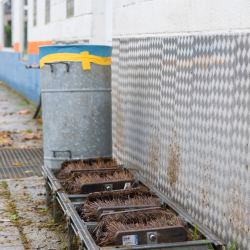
[0,219,11,222]
[0,132,10,137]
[15,110,30,114]
[0,113,6,117]
[37,118,43,123]
[12,162,22,166]
[23,135,35,140]
[0,137,12,143]
[22,132,35,136]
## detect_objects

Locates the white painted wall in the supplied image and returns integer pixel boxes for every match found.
[0,0,112,51]
[12,0,24,52]
[104,0,113,45]
[0,0,24,51]
[28,0,91,42]
[28,0,112,45]
[113,0,250,37]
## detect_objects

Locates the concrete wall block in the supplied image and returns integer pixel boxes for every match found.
[92,0,105,15]
[113,0,124,9]
[122,0,136,7]
[37,0,46,26]
[75,0,92,16]
[28,0,112,43]
[61,15,92,39]
[91,13,105,44]
[113,0,250,37]
[57,1,67,21]
[210,0,242,30]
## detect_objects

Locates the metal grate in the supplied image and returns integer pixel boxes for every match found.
[0,148,44,179]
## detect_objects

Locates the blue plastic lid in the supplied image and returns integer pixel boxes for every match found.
[39,45,112,60]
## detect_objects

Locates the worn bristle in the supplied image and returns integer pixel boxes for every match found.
[57,158,118,180]
[79,189,160,221]
[92,209,183,247]
[84,187,157,202]
[64,170,133,194]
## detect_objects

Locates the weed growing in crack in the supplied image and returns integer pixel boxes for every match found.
[204,238,238,250]
[193,224,198,241]
[39,207,49,213]
[1,181,7,189]
[10,214,23,221]
[1,181,31,248]
[18,101,23,105]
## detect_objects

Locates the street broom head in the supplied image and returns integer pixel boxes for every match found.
[78,188,160,221]
[84,187,157,202]
[92,209,184,246]
[58,158,118,180]
[64,170,134,194]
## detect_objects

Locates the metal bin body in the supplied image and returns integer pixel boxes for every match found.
[40,45,112,169]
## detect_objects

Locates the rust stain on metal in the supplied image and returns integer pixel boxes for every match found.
[227,186,249,235]
[200,163,211,207]
[149,135,159,173]
[166,130,180,187]
[162,55,227,70]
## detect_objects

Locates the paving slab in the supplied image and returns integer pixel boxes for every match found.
[7,177,68,250]
[0,182,24,249]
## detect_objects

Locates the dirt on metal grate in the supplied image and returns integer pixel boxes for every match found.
[0,147,44,179]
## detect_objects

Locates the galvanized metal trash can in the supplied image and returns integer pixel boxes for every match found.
[39,45,112,170]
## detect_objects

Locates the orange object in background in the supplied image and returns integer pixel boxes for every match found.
[12,162,22,166]
[28,41,53,54]
[15,110,30,114]
[14,42,19,52]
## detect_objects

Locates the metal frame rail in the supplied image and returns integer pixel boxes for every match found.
[42,165,225,250]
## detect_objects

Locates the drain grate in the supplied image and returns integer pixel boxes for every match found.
[0,148,44,179]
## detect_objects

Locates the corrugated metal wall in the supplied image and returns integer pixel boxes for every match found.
[112,33,250,250]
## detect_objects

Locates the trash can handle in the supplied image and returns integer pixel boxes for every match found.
[52,150,72,159]
[44,62,70,73]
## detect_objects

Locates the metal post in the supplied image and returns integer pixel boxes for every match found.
[53,194,61,223]
[67,219,75,250]
[45,178,52,206]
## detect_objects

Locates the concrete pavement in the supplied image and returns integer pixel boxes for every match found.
[0,82,68,249]
[0,81,43,149]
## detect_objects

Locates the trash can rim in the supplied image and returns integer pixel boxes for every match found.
[39,44,112,48]
[39,44,112,60]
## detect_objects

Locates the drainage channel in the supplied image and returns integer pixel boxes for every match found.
[0,147,44,179]
[43,158,226,250]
